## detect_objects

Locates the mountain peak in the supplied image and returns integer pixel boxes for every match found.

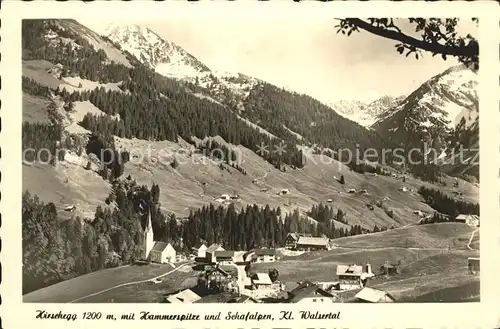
[103,23,210,78]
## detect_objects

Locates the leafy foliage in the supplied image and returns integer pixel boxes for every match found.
[335,18,478,70]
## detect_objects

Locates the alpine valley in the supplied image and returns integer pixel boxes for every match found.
[22,19,479,304]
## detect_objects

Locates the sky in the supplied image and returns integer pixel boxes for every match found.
[81,18,476,103]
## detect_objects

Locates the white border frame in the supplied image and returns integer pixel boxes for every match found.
[1,1,500,328]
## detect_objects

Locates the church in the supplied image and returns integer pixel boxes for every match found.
[142,201,177,263]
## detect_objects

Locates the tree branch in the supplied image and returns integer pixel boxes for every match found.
[346,18,478,58]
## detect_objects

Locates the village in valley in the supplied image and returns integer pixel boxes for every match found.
[140,206,480,304]
[21,18,480,305]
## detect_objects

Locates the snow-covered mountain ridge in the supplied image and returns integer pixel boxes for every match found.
[371,65,478,147]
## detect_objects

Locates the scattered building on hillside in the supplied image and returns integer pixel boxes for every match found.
[354,287,395,303]
[285,232,311,249]
[213,250,236,265]
[191,242,208,258]
[336,263,374,290]
[251,273,273,290]
[398,186,409,192]
[247,249,277,263]
[380,262,401,276]
[295,236,330,251]
[277,188,290,195]
[149,242,177,264]
[456,214,479,227]
[205,243,225,263]
[348,189,356,194]
[287,281,338,303]
[64,205,76,212]
[165,289,201,304]
[468,257,480,274]
[327,198,333,203]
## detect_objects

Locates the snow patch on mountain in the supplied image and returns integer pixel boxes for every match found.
[329,96,405,128]
[103,24,261,105]
[103,24,210,79]
[372,65,478,135]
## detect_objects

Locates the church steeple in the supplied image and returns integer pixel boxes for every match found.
[142,201,155,260]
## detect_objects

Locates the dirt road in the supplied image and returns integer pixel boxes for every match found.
[69,262,194,303]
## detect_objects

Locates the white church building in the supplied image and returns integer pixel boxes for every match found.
[143,207,176,263]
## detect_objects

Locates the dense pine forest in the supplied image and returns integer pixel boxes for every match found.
[21,19,480,298]
[418,186,479,217]
[23,179,384,294]
[22,19,307,169]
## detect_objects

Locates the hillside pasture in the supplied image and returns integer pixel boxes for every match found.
[23,92,51,123]
[22,57,479,230]
[333,223,477,250]
[23,263,174,303]
[78,269,199,303]
[256,224,479,302]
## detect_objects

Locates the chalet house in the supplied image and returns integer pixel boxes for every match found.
[468,257,480,274]
[287,281,338,303]
[354,287,395,303]
[251,273,273,290]
[285,233,313,249]
[149,242,176,264]
[213,250,235,265]
[165,289,201,304]
[285,233,300,249]
[191,242,207,258]
[248,249,277,263]
[295,236,330,251]
[380,263,400,276]
[336,264,373,290]
[205,243,225,263]
[205,267,233,291]
[456,214,479,227]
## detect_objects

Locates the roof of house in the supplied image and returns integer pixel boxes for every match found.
[166,289,201,303]
[468,257,480,261]
[253,248,276,256]
[286,233,300,240]
[227,295,259,303]
[296,236,329,246]
[355,287,395,303]
[151,241,173,253]
[456,214,480,220]
[252,273,272,285]
[207,266,231,277]
[232,251,248,263]
[336,264,363,276]
[214,250,235,258]
[288,281,335,303]
[192,242,207,249]
[206,243,224,253]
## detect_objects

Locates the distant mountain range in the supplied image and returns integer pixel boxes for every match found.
[103,24,478,155]
[22,19,479,181]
